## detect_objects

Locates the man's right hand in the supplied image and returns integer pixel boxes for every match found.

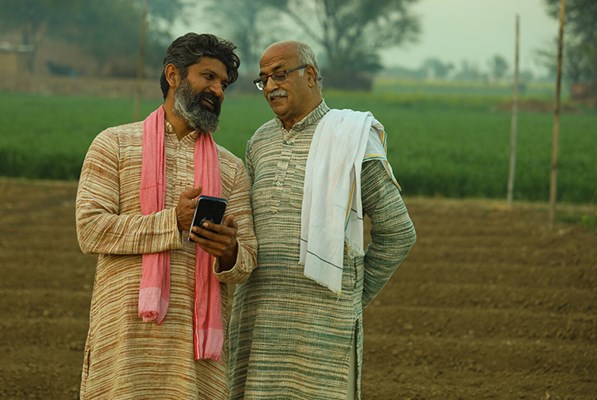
[175,186,203,232]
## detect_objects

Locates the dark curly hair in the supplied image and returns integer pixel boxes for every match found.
[159,33,240,98]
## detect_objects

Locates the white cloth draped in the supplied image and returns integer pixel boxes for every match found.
[299,109,397,293]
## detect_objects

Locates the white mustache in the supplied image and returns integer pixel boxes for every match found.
[268,89,288,100]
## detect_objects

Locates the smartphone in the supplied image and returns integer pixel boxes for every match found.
[189,195,228,237]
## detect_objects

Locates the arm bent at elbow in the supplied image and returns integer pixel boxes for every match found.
[361,160,416,309]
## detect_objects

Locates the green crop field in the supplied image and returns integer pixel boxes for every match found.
[0,82,595,204]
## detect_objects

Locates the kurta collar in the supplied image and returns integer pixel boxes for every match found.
[275,100,330,133]
[165,119,199,143]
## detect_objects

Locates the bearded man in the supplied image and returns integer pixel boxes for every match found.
[75,33,257,400]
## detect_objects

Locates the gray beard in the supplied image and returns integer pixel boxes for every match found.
[172,80,219,133]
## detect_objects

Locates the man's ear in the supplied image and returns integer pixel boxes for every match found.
[306,65,318,87]
[165,63,181,88]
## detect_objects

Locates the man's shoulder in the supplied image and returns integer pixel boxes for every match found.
[254,118,278,136]
[96,121,144,140]
[248,118,278,145]
[216,144,244,168]
[87,121,142,152]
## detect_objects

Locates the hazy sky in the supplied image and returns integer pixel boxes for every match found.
[175,0,559,75]
[384,0,558,74]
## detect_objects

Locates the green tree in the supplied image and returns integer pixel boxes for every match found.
[542,0,597,84]
[264,0,420,90]
[0,0,190,75]
[419,58,454,80]
[66,0,190,76]
[487,54,509,81]
[204,0,284,76]
[453,60,484,82]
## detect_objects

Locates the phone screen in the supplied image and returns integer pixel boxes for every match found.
[189,195,227,237]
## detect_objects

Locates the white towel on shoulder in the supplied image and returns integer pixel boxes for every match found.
[299,109,396,293]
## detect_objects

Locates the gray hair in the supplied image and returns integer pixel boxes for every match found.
[295,42,323,91]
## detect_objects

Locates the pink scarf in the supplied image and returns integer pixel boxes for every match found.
[138,106,224,361]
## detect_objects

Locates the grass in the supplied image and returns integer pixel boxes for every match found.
[0,81,595,204]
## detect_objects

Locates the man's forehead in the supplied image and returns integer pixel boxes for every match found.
[194,56,226,69]
[260,48,298,71]
[190,57,228,77]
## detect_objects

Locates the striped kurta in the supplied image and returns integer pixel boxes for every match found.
[228,101,416,399]
[76,120,257,400]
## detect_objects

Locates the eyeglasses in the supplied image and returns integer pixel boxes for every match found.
[253,64,308,91]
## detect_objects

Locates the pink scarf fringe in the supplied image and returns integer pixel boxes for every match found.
[138,106,224,361]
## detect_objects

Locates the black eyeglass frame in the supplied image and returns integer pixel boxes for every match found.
[253,64,309,90]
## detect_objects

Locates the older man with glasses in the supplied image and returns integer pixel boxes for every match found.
[228,40,416,400]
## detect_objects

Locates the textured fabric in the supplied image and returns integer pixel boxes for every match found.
[191,129,224,361]
[139,107,170,325]
[138,106,224,360]
[300,109,394,293]
[228,101,417,400]
[76,119,257,400]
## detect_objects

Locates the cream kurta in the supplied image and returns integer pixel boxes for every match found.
[76,120,257,399]
[228,102,416,399]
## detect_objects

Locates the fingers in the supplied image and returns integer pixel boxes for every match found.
[189,232,235,257]
[185,185,203,200]
[188,215,237,257]
[191,220,236,242]
[180,186,203,202]
[222,215,237,228]
[176,186,203,232]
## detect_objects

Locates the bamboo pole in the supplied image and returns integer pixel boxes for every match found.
[549,0,566,228]
[134,0,148,121]
[507,14,520,206]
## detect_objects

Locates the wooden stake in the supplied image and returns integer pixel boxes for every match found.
[549,0,566,228]
[507,14,520,206]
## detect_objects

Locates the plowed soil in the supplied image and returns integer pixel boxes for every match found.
[0,179,595,399]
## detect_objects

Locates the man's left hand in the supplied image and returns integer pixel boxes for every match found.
[189,215,238,271]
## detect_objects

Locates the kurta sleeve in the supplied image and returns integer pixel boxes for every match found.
[361,159,416,309]
[244,139,255,184]
[213,158,257,284]
[75,128,182,255]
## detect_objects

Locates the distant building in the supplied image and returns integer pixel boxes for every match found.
[0,42,32,76]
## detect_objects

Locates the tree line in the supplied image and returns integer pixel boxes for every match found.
[0,0,594,90]
[386,54,532,83]
[0,0,189,76]
[540,0,597,86]
[0,0,420,90]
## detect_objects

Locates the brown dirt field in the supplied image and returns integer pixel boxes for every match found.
[0,179,595,399]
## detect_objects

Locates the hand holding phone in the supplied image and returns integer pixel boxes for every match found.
[189,195,228,238]
[188,196,238,268]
